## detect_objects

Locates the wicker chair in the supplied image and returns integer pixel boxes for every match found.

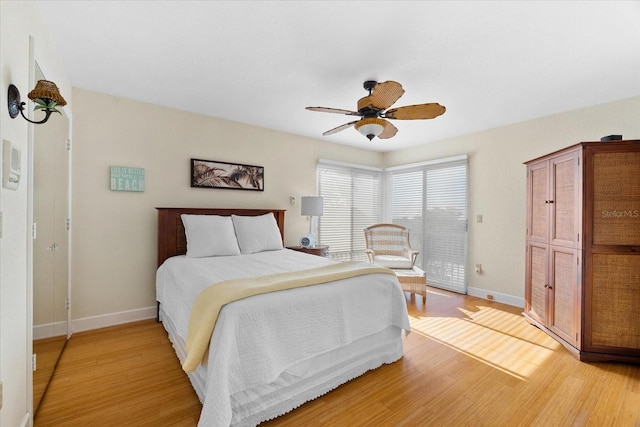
[364,223,418,269]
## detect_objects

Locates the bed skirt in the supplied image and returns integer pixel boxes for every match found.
[159,305,405,426]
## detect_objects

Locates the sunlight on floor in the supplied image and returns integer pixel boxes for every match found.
[409,304,563,380]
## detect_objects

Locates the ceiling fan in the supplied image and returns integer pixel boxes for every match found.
[306,80,445,141]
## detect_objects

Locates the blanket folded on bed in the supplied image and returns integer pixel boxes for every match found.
[183,261,396,372]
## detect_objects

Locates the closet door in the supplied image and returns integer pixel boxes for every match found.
[33,105,68,336]
[32,72,69,411]
[52,115,69,332]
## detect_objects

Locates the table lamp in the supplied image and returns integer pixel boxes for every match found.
[300,196,323,248]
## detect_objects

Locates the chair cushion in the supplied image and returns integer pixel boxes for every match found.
[373,255,413,269]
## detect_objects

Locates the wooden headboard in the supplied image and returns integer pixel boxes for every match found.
[156,207,286,267]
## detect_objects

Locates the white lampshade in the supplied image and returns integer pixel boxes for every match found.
[354,118,385,141]
[301,196,324,216]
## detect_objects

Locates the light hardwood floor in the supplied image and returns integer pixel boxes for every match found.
[35,288,640,426]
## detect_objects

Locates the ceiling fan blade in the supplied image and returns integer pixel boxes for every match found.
[322,120,359,136]
[384,103,446,120]
[306,106,360,116]
[357,80,405,111]
[378,119,398,139]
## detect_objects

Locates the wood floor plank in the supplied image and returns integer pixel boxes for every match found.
[35,288,640,426]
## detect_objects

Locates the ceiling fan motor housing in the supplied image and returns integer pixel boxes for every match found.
[363,80,377,93]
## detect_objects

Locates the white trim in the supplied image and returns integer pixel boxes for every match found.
[71,306,157,333]
[385,154,468,171]
[467,286,524,308]
[66,107,73,340]
[318,158,383,172]
[26,36,36,425]
[33,321,68,340]
[319,155,468,173]
[20,412,31,427]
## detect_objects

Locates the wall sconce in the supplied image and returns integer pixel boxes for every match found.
[7,80,67,124]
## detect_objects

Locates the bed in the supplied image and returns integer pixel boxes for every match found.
[155,207,411,426]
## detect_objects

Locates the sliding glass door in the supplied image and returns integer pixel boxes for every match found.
[386,156,468,293]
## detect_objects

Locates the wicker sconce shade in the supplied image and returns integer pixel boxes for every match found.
[28,80,67,106]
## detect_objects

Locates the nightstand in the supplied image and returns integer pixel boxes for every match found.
[286,245,329,257]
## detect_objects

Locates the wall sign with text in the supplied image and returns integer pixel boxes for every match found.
[110,166,145,192]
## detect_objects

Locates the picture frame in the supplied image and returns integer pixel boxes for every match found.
[191,158,264,191]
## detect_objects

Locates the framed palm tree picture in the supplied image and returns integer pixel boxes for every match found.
[191,158,264,191]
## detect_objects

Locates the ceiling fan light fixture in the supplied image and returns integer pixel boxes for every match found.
[355,117,386,141]
[306,80,445,141]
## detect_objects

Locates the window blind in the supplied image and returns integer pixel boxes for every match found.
[386,156,468,293]
[317,161,382,261]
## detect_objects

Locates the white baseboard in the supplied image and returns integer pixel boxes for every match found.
[467,286,524,308]
[33,321,68,340]
[71,306,157,334]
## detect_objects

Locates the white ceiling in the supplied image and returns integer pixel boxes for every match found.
[37,1,640,152]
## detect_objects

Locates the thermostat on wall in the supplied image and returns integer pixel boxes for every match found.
[3,139,21,190]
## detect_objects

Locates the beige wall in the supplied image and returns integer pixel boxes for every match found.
[70,88,383,324]
[71,90,640,325]
[384,96,640,303]
[0,2,72,426]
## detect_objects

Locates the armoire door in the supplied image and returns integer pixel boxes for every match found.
[526,161,549,244]
[549,150,582,249]
[525,241,548,325]
[548,246,580,347]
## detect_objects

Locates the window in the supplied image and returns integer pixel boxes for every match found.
[386,156,468,293]
[317,160,382,262]
[316,155,468,294]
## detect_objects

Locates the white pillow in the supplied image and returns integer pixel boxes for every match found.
[181,214,241,257]
[232,213,284,254]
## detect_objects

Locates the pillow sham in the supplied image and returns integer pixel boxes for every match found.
[232,213,284,254]
[181,214,241,257]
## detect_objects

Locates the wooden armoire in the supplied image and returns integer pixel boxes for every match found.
[524,139,640,364]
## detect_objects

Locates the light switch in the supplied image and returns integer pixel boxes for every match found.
[3,139,21,190]
[476,214,483,223]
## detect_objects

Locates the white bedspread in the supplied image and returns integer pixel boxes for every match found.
[156,249,411,426]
